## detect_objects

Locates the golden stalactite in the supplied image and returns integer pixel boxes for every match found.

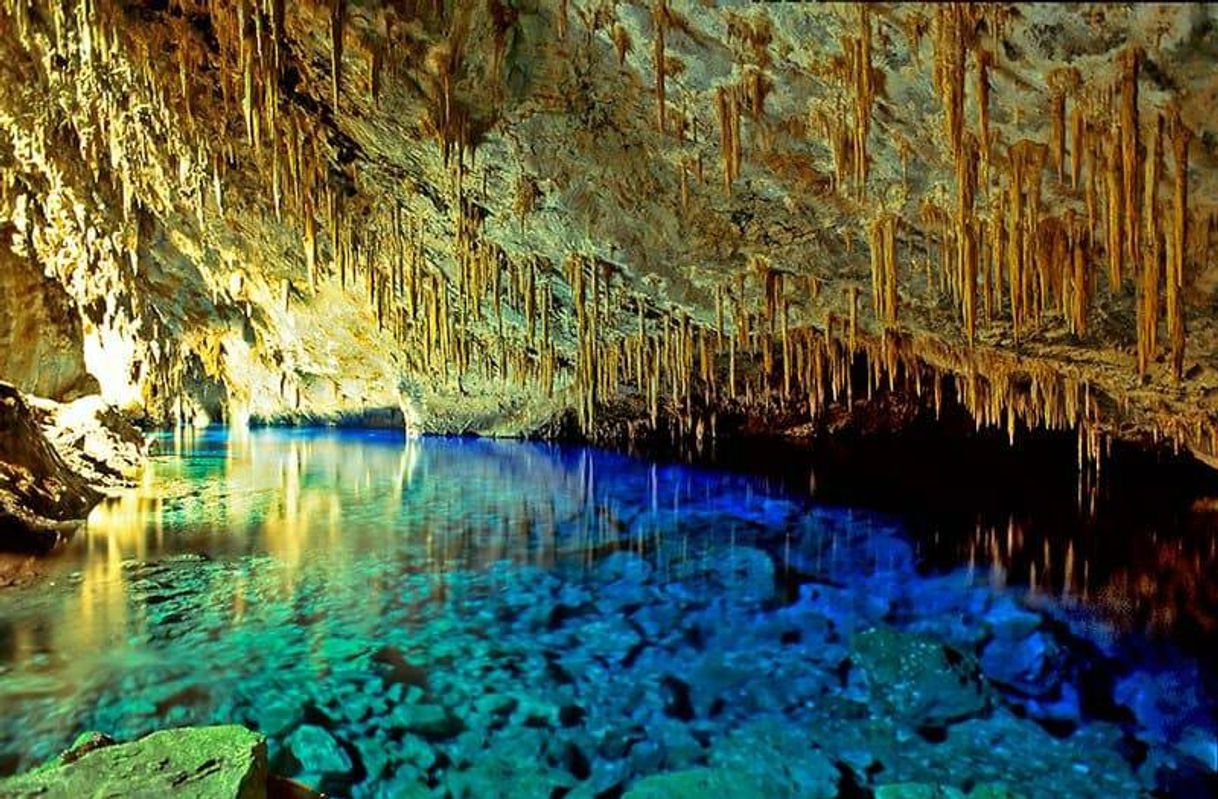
[330,0,346,114]
[1068,212,1089,338]
[868,214,899,327]
[1118,47,1141,267]
[846,4,874,197]
[976,47,992,168]
[810,97,851,196]
[715,85,742,195]
[1137,113,1163,379]
[1042,67,1079,186]
[652,0,667,133]
[957,133,979,343]
[1070,103,1086,191]
[1167,109,1191,381]
[612,23,631,67]
[932,3,969,173]
[1100,130,1125,293]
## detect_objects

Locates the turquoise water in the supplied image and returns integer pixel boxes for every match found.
[0,429,1214,797]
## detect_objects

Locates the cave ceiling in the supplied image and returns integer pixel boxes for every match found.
[0,1,1216,459]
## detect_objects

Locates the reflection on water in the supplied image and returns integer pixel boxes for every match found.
[1,429,872,767]
[0,428,1215,797]
[948,514,1218,638]
[698,435,1218,646]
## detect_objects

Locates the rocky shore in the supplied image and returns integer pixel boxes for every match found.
[0,382,143,554]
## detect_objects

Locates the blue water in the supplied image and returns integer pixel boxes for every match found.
[0,428,1214,797]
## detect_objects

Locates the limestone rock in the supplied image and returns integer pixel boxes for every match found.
[0,382,101,552]
[284,724,352,777]
[0,725,268,799]
[622,767,773,799]
[851,626,989,726]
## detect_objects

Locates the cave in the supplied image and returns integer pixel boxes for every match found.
[0,2,1216,797]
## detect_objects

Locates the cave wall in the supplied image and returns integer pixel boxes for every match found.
[0,2,1214,454]
[0,241,96,401]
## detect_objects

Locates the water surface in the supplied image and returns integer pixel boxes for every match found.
[0,428,1214,797]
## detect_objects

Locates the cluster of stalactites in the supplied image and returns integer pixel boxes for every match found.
[901,10,1199,385]
[811,5,875,201]
[713,66,773,197]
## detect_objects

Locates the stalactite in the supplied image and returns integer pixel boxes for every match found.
[716,85,742,195]
[652,1,667,133]
[1103,133,1123,291]
[1167,111,1191,381]
[1047,68,1079,185]
[1118,48,1141,266]
[1070,219,1088,337]
[1136,113,1163,378]
[976,48,991,167]
[932,4,967,170]
[868,215,898,326]
[330,0,346,113]
[957,134,979,342]
[612,23,631,67]
[1049,88,1066,183]
[1070,104,1086,191]
[851,4,874,195]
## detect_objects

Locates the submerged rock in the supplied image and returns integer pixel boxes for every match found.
[707,718,840,798]
[392,703,464,741]
[622,767,773,798]
[979,632,1063,698]
[875,785,1026,799]
[850,626,989,726]
[0,725,267,798]
[285,724,352,776]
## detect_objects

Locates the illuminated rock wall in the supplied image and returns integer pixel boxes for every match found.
[0,2,1214,454]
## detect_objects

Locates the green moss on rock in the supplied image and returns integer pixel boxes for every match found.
[0,725,268,799]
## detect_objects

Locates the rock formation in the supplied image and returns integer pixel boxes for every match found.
[0,725,275,798]
[0,2,1216,467]
[0,381,142,551]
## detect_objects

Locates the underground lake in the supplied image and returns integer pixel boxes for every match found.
[0,427,1215,798]
[4,2,1218,797]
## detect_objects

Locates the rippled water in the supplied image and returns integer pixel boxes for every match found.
[0,428,1215,797]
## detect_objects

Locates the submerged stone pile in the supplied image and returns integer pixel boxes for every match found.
[3,487,1211,798]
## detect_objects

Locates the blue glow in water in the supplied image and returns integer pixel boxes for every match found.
[0,429,1212,797]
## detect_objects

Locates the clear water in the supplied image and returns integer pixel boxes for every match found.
[0,428,1214,797]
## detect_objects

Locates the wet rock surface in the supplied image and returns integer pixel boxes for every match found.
[0,725,268,799]
[0,538,1200,798]
[0,382,101,552]
[0,382,144,553]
